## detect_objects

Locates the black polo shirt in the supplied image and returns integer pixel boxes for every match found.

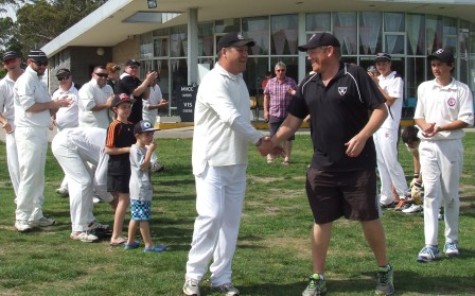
[288,63,385,172]
[119,75,144,124]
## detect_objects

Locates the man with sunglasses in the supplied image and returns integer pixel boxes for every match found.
[78,66,114,129]
[52,68,80,197]
[0,50,23,205]
[13,49,71,232]
[263,61,297,165]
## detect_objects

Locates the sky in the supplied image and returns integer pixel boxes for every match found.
[0,4,17,21]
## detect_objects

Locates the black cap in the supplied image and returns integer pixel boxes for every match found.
[217,32,255,51]
[298,32,340,52]
[2,50,19,62]
[134,120,159,134]
[125,59,140,67]
[28,49,48,62]
[56,68,71,78]
[375,52,391,62]
[111,93,135,107]
[428,48,455,64]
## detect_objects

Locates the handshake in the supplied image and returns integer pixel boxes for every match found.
[255,137,284,157]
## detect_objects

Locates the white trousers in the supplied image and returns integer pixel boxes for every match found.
[15,126,47,222]
[52,132,95,232]
[374,127,408,204]
[5,132,20,202]
[420,140,462,246]
[186,164,247,286]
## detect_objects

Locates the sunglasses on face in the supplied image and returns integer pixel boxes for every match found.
[57,75,70,81]
[94,73,108,78]
[33,60,48,66]
[3,59,17,65]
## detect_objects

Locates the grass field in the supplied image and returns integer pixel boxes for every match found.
[0,132,474,295]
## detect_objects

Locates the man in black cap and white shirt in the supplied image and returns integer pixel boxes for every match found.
[52,68,80,197]
[182,32,272,296]
[414,48,473,263]
[259,32,395,296]
[370,52,410,210]
[0,50,23,203]
[13,49,71,232]
[118,59,157,124]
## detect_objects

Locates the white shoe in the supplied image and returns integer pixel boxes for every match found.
[55,187,69,197]
[402,204,423,214]
[28,216,56,227]
[183,278,200,296]
[93,195,102,204]
[211,283,239,296]
[15,220,33,232]
[70,231,99,243]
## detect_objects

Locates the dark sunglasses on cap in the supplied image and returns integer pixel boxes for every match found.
[94,72,108,78]
[57,75,70,81]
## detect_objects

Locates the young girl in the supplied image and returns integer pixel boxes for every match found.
[105,93,136,246]
[124,120,167,252]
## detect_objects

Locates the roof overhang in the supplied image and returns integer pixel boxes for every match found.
[42,0,475,57]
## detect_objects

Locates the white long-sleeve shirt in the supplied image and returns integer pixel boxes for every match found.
[192,63,263,175]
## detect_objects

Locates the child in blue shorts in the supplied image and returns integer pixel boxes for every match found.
[124,120,167,252]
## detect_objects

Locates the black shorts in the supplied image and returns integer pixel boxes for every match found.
[269,120,295,141]
[305,168,379,224]
[107,174,130,194]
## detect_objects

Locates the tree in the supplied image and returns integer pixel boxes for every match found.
[3,0,107,56]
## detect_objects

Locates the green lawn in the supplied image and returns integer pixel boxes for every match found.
[0,132,474,295]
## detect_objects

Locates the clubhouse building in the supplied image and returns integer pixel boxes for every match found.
[42,0,475,120]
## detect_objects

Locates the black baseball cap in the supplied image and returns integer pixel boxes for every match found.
[125,59,141,67]
[134,120,159,134]
[2,50,19,62]
[111,93,135,107]
[56,68,71,78]
[428,48,455,64]
[217,32,255,51]
[375,52,391,62]
[298,32,340,52]
[28,49,48,62]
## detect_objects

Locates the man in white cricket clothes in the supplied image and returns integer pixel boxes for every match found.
[13,49,71,232]
[142,69,168,173]
[182,32,274,296]
[414,48,474,262]
[52,68,80,197]
[52,127,113,243]
[370,52,409,209]
[0,51,23,203]
[78,65,114,129]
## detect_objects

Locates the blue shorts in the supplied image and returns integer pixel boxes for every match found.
[130,199,152,221]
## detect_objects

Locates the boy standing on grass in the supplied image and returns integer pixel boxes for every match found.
[105,93,136,246]
[414,48,474,262]
[124,120,167,252]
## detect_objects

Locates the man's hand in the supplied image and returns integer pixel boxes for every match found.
[344,134,368,157]
[421,122,438,137]
[257,137,283,157]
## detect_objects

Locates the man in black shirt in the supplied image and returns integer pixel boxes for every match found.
[118,59,157,124]
[261,32,395,296]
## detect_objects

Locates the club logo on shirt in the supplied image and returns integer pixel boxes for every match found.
[447,97,456,107]
[338,87,347,96]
